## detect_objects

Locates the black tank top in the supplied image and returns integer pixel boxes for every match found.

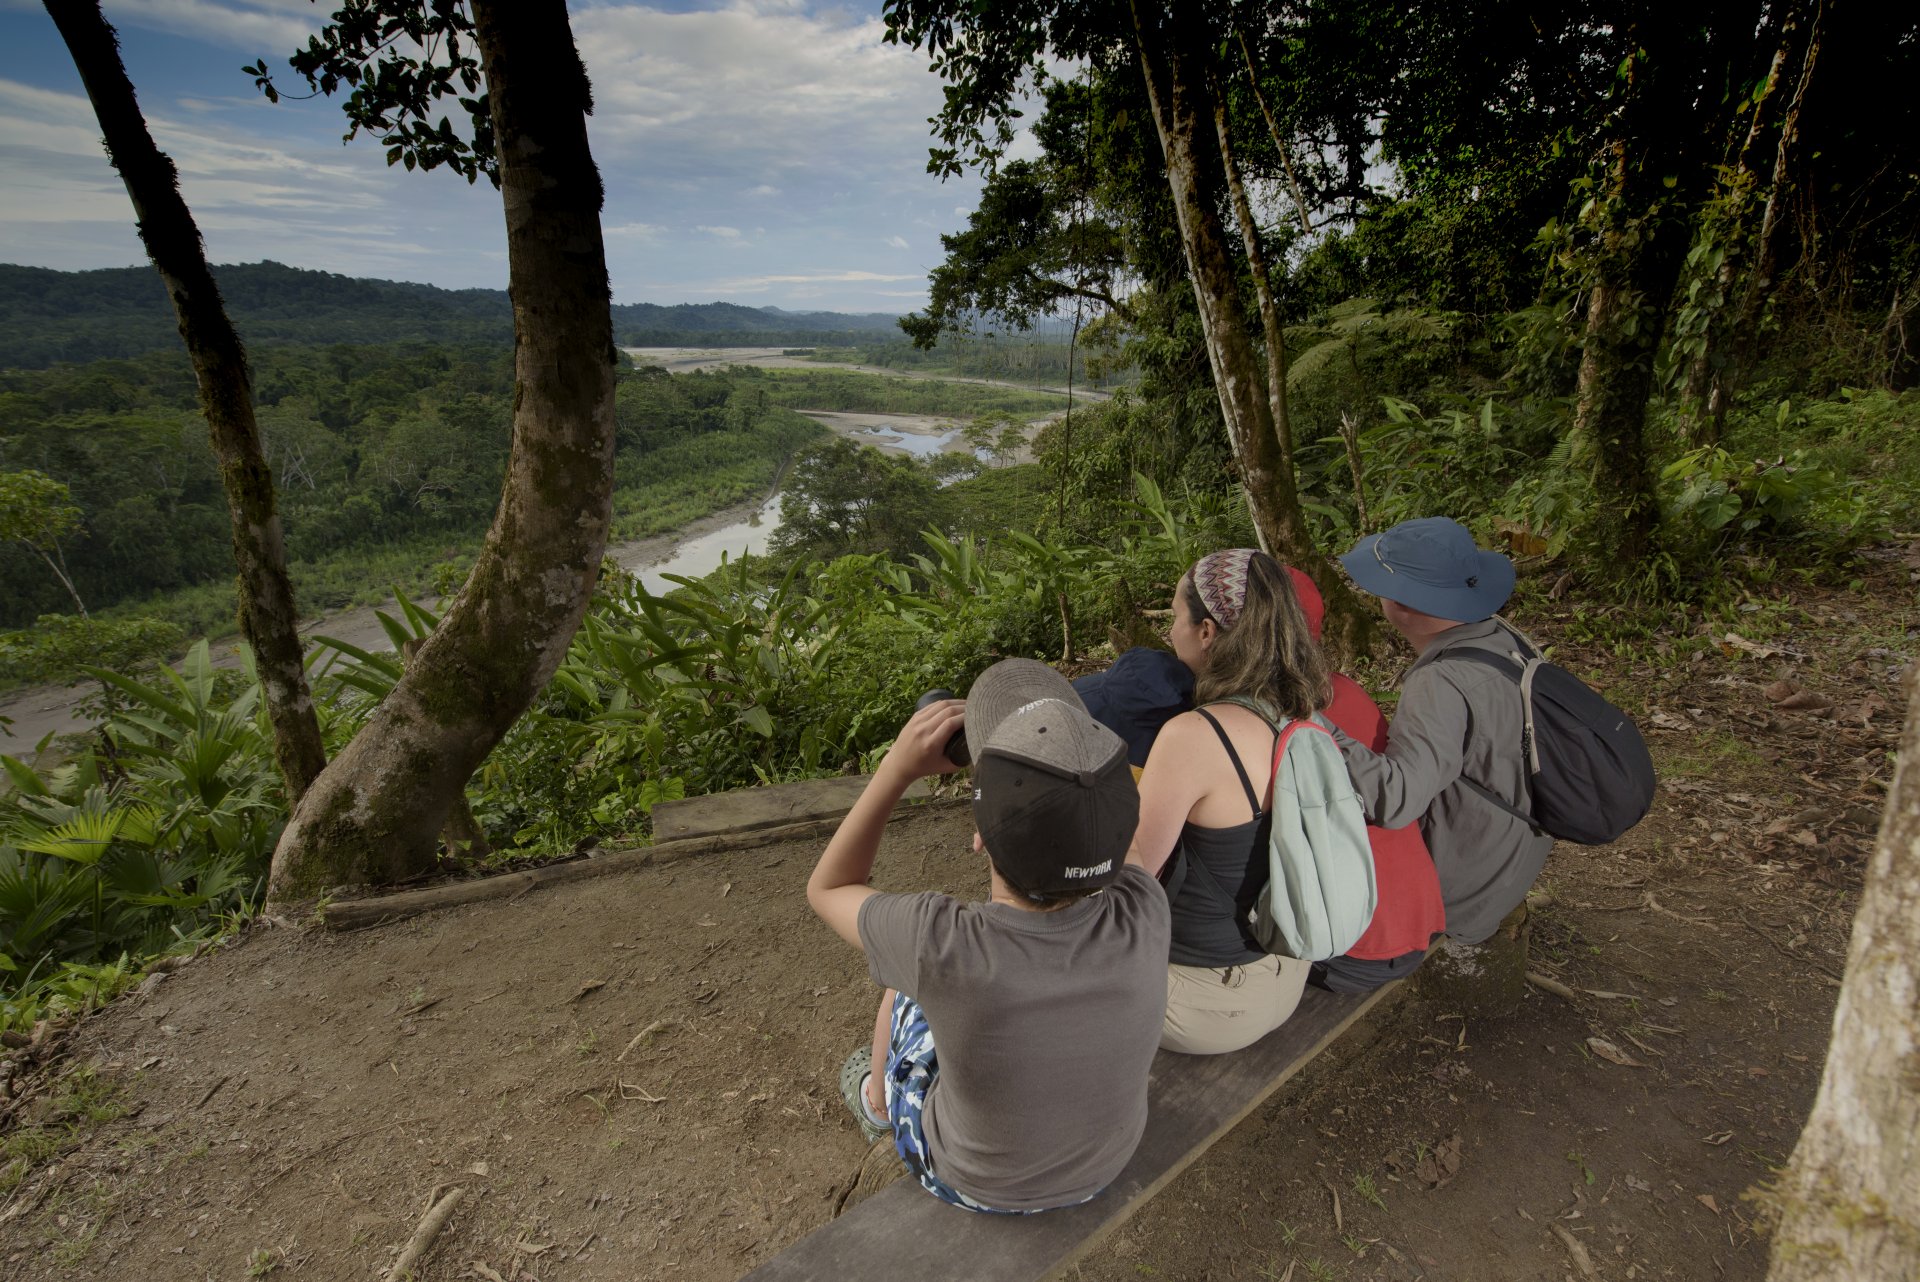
[1164,707,1274,968]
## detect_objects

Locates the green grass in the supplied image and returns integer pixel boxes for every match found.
[1660,729,1768,779]
[0,1066,125,1199]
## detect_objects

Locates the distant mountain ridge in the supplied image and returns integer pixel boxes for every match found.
[0,261,902,369]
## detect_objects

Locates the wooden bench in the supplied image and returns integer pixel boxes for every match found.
[740,983,1396,1281]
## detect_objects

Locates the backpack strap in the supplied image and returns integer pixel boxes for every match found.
[1193,707,1264,821]
[1434,646,1548,836]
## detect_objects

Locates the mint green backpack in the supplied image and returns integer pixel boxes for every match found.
[1212,697,1378,962]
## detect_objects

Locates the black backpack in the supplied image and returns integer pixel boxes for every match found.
[1443,633,1655,845]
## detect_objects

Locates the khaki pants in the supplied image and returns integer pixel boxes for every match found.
[1161,954,1310,1055]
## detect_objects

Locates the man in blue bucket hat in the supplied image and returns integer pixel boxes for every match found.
[1329,518,1552,947]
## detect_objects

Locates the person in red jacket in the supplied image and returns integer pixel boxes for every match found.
[1282,567,1447,990]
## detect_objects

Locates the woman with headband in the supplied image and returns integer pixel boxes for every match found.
[1127,549,1331,1053]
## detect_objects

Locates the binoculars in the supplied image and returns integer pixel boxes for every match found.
[915,688,971,768]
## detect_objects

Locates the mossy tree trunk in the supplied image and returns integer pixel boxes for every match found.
[1571,6,1752,567]
[1130,0,1370,660]
[265,0,616,906]
[1765,665,1920,1282]
[1712,3,1822,433]
[46,0,327,804]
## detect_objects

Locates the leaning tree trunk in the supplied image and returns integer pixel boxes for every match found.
[1131,0,1369,659]
[1212,66,1373,660]
[265,0,616,906]
[46,0,326,804]
[1765,663,1920,1281]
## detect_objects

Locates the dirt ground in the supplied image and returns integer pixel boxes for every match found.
[1,551,1910,1281]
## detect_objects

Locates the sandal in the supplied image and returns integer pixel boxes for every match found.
[839,1046,889,1142]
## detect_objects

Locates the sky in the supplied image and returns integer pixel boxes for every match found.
[0,0,1018,315]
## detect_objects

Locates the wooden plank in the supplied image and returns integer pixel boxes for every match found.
[739,984,1394,1282]
[316,797,967,931]
[652,775,931,843]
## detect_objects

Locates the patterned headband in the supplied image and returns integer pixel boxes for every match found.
[1191,548,1258,632]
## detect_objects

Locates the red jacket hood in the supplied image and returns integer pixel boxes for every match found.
[1285,566,1326,641]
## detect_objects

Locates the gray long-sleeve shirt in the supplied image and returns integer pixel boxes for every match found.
[1335,618,1554,944]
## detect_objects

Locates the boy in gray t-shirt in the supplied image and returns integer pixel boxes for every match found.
[807,658,1171,1212]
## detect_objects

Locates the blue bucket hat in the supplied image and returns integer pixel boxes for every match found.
[1340,517,1515,622]
[1072,647,1194,768]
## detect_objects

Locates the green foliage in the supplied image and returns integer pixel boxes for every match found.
[249,1,495,185]
[0,643,280,1027]
[0,350,822,636]
[0,615,184,694]
[772,438,948,563]
[0,469,82,550]
[1659,445,1870,560]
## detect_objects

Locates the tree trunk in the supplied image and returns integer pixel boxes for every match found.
[1572,13,1747,566]
[46,0,326,804]
[265,0,616,906]
[1234,28,1313,239]
[1131,0,1370,659]
[1678,17,1797,444]
[1212,69,1374,659]
[34,545,88,619]
[1765,663,1920,1281]
[1713,3,1823,430]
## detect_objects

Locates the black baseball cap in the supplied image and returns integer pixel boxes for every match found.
[964,658,1138,900]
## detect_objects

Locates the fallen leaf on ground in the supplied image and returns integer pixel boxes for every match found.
[1723,633,1784,659]
[1697,1194,1721,1214]
[1648,709,1691,732]
[1764,678,1834,710]
[1585,1037,1646,1068]
[1415,1132,1463,1188]
[567,979,607,1003]
[1855,693,1887,725]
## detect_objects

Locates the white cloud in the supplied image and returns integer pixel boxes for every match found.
[692,269,924,291]
[100,0,318,52]
[0,3,991,311]
[605,221,667,240]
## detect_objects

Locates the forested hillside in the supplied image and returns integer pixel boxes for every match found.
[0,348,826,631]
[0,261,901,367]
